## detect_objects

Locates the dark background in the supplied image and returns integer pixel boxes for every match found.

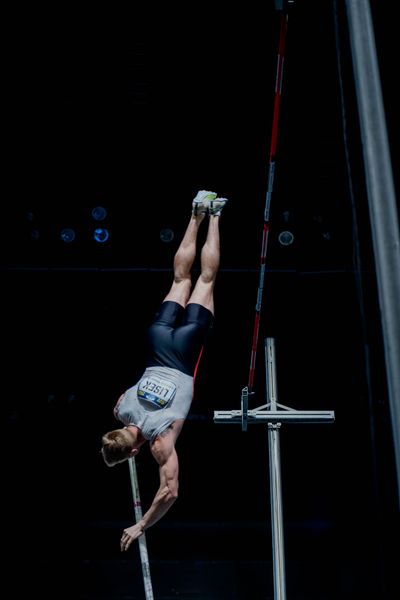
[3,1,399,599]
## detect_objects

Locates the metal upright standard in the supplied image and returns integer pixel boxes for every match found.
[214,338,335,600]
[345,0,400,503]
[128,457,154,600]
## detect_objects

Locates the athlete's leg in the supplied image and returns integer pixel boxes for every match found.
[147,211,207,374]
[187,214,221,315]
[153,198,227,375]
[162,191,218,307]
[187,197,228,314]
[162,213,206,307]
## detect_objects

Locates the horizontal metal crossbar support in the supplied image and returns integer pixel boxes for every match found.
[214,409,335,425]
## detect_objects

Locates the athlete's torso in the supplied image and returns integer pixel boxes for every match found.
[115,366,194,442]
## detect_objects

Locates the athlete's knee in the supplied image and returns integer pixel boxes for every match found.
[198,270,216,286]
[164,277,192,306]
[173,273,192,286]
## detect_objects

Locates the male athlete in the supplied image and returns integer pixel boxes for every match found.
[101,190,228,551]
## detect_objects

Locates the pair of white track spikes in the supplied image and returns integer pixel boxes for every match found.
[192,190,228,216]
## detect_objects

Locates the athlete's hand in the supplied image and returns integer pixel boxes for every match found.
[120,523,143,551]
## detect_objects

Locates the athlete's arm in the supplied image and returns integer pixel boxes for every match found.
[120,434,179,551]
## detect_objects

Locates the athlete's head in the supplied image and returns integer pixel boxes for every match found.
[101,428,139,466]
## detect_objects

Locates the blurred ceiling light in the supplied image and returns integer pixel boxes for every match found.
[160,228,174,243]
[60,228,76,243]
[91,206,107,221]
[278,230,294,246]
[93,228,109,243]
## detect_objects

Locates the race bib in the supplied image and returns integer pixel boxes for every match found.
[137,375,177,409]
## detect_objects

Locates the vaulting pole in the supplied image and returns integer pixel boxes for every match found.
[128,458,154,600]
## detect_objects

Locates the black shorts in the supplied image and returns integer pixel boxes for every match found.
[145,301,214,376]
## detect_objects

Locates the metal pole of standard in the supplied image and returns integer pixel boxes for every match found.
[214,337,335,600]
[128,458,154,600]
[345,0,400,504]
[266,338,286,599]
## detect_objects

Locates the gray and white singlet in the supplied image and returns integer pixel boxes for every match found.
[115,366,194,442]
